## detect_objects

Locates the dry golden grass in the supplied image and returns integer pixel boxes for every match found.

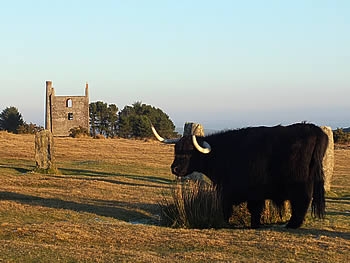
[0,131,349,262]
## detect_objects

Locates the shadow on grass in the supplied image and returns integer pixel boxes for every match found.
[0,191,160,225]
[325,196,350,216]
[1,162,174,186]
[326,210,350,217]
[0,164,35,174]
[58,167,174,189]
[257,224,350,241]
[15,167,33,173]
[326,196,350,205]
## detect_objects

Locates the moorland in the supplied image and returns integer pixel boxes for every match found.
[0,132,349,262]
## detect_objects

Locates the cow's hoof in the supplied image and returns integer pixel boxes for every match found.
[286,222,302,229]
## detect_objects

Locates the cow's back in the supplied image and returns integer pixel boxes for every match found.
[204,123,326,187]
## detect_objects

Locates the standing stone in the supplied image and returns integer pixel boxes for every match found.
[321,126,334,192]
[183,122,205,137]
[34,130,57,174]
[181,123,207,183]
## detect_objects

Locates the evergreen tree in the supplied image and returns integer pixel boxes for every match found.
[0,106,24,134]
[89,102,98,137]
[89,102,118,137]
[107,104,118,137]
[118,102,178,139]
[118,105,133,138]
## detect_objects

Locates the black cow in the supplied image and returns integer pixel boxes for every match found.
[152,123,328,228]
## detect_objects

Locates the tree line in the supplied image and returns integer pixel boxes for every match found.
[0,102,178,139]
[89,101,177,139]
[2,104,349,144]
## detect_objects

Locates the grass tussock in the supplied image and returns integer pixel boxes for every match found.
[159,180,226,229]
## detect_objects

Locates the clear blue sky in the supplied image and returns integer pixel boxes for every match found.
[1,0,349,129]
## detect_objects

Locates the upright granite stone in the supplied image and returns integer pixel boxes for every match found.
[182,122,207,183]
[321,126,334,192]
[34,130,58,174]
[183,122,205,137]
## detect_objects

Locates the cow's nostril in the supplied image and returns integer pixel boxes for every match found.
[171,166,178,174]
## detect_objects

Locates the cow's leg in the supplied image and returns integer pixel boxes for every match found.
[286,184,312,229]
[218,187,233,223]
[222,200,233,223]
[247,200,265,228]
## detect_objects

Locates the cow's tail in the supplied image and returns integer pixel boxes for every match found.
[311,129,328,219]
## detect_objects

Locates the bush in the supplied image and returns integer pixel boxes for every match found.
[94,134,106,139]
[333,128,350,144]
[17,122,43,134]
[69,126,90,138]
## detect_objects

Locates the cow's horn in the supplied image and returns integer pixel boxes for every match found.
[151,124,180,144]
[192,135,211,154]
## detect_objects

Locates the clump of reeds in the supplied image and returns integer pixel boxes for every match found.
[159,180,226,229]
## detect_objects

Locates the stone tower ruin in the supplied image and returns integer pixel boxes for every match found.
[45,81,89,137]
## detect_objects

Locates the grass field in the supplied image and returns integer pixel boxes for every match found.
[0,131,349,262]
